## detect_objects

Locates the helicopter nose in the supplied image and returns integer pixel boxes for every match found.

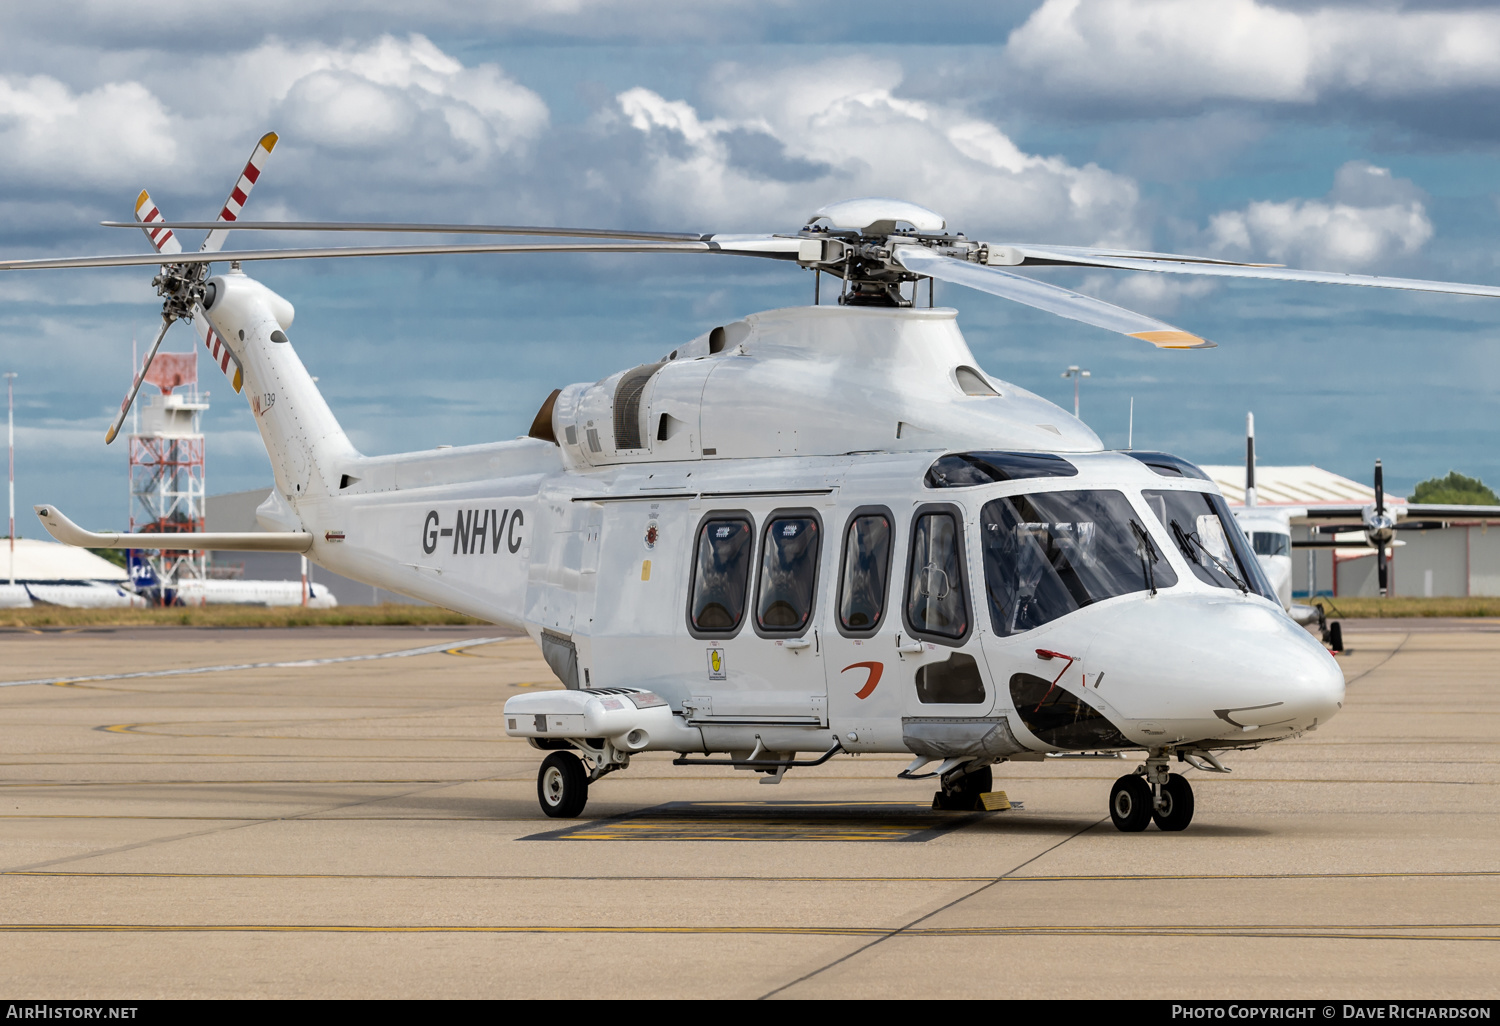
[1083,594,1344,742]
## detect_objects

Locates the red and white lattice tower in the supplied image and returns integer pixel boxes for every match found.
[128,349,208,588]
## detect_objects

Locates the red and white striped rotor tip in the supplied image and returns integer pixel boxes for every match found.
[202,131,278,254]
[133,191,182,256]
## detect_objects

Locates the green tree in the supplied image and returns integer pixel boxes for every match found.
[1411,471,1499,506]
[87,547,129,569]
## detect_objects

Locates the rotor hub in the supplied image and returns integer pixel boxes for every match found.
[152,263,206,322]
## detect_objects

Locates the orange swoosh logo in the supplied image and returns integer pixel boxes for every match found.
[842,661,884,700]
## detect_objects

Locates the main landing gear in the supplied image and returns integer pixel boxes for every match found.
[538,751,589,818]
[1109,751,1195,832]
[932,763,993,810]
[533,735,637,818]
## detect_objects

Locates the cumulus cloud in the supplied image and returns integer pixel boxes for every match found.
[0,34,549,237]
[1004,0,1500,107]
[1075,271,1220,313]
[1207,161,1432,269]
[606,57,1144,242]
[0,75,179,189]
[266,35,548,160]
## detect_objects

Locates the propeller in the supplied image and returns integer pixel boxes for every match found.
[102,133,277,443]
[1245,412,1256,507]
[5,193,1500,419]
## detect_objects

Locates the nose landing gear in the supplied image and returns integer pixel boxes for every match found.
[1110,750,1196,831]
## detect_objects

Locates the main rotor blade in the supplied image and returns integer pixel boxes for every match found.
[105,315,173,445]
[894,246,1214,349]
[1008,244,1500,300]
[0,240,715,271]
[102,220,710,243]
[1003,243,1280,267]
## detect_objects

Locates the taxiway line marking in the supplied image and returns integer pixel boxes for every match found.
[760,815,1110,998]
[0,637,511,688]
[0,924,1491,942]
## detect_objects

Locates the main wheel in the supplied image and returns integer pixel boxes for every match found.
[933,764,993,810]
[1151,773,1194,831]
[1109,774,1153,832]
[537,751,588,818]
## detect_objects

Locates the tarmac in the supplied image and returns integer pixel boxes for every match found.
[0,620,1495,999]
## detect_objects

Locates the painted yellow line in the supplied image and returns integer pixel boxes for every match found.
[4,870,1494,883]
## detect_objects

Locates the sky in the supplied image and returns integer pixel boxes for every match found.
[5,0,1500,530]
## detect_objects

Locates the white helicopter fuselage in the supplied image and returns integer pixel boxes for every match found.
[1234,507,1295,610]
[196,269,1343,769]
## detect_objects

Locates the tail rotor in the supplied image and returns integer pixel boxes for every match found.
[104,133,277,443]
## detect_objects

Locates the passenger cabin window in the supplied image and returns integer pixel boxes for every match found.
[1142,490,1279,603]
[981,489,1178,636]
[904,509,970,641]
[755,515,821,633]
[1253,531,1290,558]
[838,511,893,635]
[689,516,754,633]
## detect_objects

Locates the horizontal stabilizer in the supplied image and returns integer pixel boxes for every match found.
[35,505,312,552]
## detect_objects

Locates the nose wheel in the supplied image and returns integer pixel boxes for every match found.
[1151,773,1194,831]
[1110,766,1195,832]
[1109,774,1153,831]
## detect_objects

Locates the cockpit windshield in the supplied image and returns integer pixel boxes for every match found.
[1142,490,1279,603]
[981,489,1178,636]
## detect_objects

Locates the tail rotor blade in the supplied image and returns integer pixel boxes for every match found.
[134,191,183,256]
[1374,459,1385,515]
[105,315,173,444]
[201,132,278,254]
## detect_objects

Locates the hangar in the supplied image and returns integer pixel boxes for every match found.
[1200,464,1500,598]
[0,537,142,608]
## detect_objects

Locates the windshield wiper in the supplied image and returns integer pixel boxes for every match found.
[1171,520,1247,594]
[1129,520,1158,596]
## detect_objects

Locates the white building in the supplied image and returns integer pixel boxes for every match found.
[0,537,145,608]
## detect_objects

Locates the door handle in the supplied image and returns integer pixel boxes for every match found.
[783,637,812,650]
[895,634,924,655]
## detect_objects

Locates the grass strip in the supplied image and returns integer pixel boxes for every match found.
[1312,596,1500,619]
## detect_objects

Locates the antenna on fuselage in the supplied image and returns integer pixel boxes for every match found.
[1245,411,1257,507]
[1127,397,1134,450]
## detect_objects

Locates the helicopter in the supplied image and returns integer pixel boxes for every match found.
[12,133,1500,832]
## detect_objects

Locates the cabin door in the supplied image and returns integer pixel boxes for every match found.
[685,507,827,726]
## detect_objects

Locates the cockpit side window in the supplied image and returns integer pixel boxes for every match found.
[837,508,893,637]
[981,489,1178,636]
[1143,490,1279,602]
[903,506,970,643]
[1253,531,1290,558]
[688,514,754,636]
[754,512,821,635]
